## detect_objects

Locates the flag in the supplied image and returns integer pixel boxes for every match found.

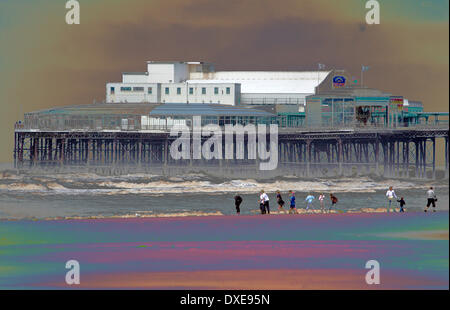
[318,63,326,70]
[362,65,370,72]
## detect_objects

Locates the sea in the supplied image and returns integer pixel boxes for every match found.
[0,163,448,220]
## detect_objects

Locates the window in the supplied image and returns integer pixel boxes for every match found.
[214,87,219,95]
[177,87,181,95]
[189,87,194,95]
[133,87,144,92]
[148,87,152,94]
[120,87,132,92]
[226,87,231,95]
[202,87,206,95]
[110,87,115,94]
[165,87,170,95]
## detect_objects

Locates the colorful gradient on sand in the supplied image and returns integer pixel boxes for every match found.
[0,0,449,163]
[0,212,448,289]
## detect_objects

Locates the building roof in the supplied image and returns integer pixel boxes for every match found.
[188,71,331,94]
[26,103,158,116]
[149,103,275,117]
[26,103,275,118]
[122,72,149,75]
[146,61,208,64]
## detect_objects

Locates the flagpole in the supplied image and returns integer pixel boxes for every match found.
[317,64,320,90]
[361,66,363,88]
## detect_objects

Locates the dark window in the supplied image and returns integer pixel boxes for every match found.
[202,87,206,95]
[133,87,144,92]
[148,87,152,94]
[189,87,194,95]
[177,87,181,95]
[226,87,231,95]
[214,87,219,95]
[165,87,170,95]
[120,87,132,92]
[110,87,115,94]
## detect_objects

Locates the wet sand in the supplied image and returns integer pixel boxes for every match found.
[0,212,448,289]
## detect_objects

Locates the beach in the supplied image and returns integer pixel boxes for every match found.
[0,211,448,289]
[0,170,448,219]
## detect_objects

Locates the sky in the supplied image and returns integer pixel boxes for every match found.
[0,0,448,163]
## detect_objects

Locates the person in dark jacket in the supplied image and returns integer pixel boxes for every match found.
[276,190,286,214]
[397,197,406,213]
[234,195,243,215]
[329,193,338,213]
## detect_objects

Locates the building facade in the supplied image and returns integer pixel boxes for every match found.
[106,61,330,109]
[305,70,424,128]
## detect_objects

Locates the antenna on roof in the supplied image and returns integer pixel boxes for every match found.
[317,63,326,93]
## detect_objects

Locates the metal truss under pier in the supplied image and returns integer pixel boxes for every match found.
[14,127,449,179]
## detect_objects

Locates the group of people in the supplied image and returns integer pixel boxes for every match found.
[234,190,339,215]
[385,186,438,213]
[233,186,439,215]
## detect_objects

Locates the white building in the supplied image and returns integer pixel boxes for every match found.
[106,61,331,109]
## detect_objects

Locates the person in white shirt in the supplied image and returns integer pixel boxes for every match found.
[385,186,397,213]
[259,190,270,214]
[318,193,325,213]
[425,187,437,212]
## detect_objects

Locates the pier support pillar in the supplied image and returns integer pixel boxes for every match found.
[445,137,449,179]
[306,140,311,177]
[432,137,436,180]
[338,139,343,176]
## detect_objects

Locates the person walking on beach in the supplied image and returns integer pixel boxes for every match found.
[424,187,437,212]
[397,197,406,213]
[259,191,265,214]
[386,186,397,213]
[305,194,315,212]
[289,191,298,214]
[234,194,243,215]
[260,190,270,214]
[318,193,325,213]
[276,190,286,214]
[329,193,338,213]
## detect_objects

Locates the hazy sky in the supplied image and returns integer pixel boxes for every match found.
[0,0,448,163]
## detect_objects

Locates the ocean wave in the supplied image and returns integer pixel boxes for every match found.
[0,183,47,191]
[0,169,445,195]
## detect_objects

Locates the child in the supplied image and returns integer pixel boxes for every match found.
[305,194,315,211]
[318,193,325,213]
[289,191,297,214]
[276,190,286,214]
[397,197,406,213]
[329,193,338,213]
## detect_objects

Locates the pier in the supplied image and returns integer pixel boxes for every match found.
[13,125,449,179]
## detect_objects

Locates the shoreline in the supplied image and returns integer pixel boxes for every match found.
[0,208,447,222]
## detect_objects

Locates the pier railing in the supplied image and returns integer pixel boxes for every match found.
[15,120,449,133]
[14,115,449,132]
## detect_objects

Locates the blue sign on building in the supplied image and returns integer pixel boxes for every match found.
[332,76,346,88]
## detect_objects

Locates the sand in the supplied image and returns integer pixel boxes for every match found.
[0,212,448,289]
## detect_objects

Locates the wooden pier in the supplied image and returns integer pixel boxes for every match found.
[13,126,449,179]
